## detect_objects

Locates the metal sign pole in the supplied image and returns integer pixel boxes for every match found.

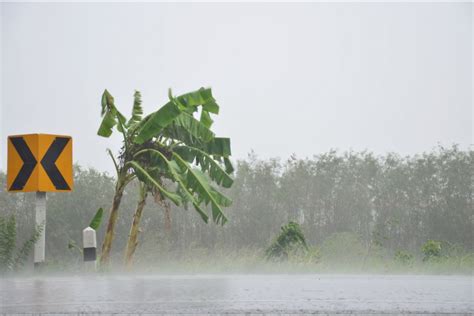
[34,191,46,268]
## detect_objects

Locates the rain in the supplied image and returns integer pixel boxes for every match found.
[0,2,472,315]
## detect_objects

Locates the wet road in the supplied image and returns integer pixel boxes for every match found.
[1,274,472,314]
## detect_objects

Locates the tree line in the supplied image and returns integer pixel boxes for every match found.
[0,145,472,266]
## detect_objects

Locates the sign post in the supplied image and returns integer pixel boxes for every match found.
[7,134,73,269]
[34,192,47,267]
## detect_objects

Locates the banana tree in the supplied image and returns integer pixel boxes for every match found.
[123,181,148,268]
[97,88,234,266]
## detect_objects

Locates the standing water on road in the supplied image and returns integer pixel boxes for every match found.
[1,274,472,314]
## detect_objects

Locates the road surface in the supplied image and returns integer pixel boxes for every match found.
[1,274,472,314]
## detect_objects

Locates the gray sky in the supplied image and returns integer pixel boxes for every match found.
[1,2,472,173]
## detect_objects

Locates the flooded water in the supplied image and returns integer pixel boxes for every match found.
[1,274,472,314]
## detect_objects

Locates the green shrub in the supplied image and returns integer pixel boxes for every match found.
[0,214,42,273]
[265,221,308,260]
[422,240,442,261]
[394,250,414,265]
[440,241,466,257]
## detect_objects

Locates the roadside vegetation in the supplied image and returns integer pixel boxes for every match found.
[265,221,308,261]
[0,145,472,274]
[96,88,233,267]
[0,214,42,274]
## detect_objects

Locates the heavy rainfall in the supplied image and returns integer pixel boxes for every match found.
[0,2,473,315]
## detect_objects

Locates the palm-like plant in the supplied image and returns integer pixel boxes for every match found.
[98,88,234,266]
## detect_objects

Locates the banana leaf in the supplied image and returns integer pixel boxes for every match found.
[207,138,232,157]
[89,208,104,230]
[174,145,233,188]
[134,101,182,144]
[173,154,230,224]
[135,149,210,223]
[127,90,143,127]
[128,161,182,206]
[98,89,127,137]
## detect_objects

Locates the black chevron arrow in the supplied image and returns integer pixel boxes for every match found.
[41,137,71,190]
[10,137,38,191]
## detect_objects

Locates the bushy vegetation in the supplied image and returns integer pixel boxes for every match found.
[0,145,472,274]
[422,240,442,262]
[394,250,414,265]
[265,221,308,260]
[0,214,42,273]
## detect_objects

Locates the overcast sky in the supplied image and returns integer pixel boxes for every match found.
[1,2,472,173]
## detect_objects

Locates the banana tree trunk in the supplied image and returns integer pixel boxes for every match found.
[124,185,147,269]
[154,191,171,232]
[164,201,172,232]
[100,179,126,266]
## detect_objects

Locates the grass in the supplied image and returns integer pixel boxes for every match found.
[8,232,474,276]
[8,248,474,276]
[125,246,474,275]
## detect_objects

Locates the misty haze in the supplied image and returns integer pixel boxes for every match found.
[0,2,472,315]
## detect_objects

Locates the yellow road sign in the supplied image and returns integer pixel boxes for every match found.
[7,134,73,192]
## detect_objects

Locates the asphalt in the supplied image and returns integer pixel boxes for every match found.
[1,274,472,314]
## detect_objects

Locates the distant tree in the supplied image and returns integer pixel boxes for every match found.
[0,145,471,267]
